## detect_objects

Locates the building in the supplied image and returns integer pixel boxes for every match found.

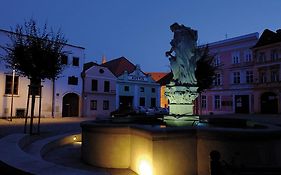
[82,62,116,118]
[0,29,85,118]
[252,29,281,114]
[198,33,259,115]
[103,57,161,110]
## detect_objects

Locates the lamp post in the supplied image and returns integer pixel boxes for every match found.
[10,68,15,121]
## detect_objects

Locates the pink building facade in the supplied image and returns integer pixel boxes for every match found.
[198,33,259,115]
[252,29,281,114]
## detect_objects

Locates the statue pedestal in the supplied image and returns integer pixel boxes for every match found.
[164,85,199,126]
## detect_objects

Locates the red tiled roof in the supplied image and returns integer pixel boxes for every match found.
[157,72,173,85]
[146,72,169,81]
[102,57,136,77]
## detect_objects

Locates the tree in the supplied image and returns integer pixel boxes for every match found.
[195,45,216,115]
[195,45,216,93]
[1,19,67,134]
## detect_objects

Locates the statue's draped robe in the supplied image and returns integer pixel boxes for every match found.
[169,27,199,85]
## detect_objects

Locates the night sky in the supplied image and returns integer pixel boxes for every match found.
[1,0,281,72]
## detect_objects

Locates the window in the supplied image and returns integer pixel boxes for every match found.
[271,70,279,82]
[124,86,129,91]
[232,52,240,64]
[92,79,98,91]
[103,100,109,110]
[61,54,68,65]
[201,95,207,109]
[233,72,240,84]
[151,88,155,93]
[90,100,97,110]
[214,95,221,109]
[140,97,145,106]
[151,98,156,108]
[29,85,41,96]
[140,87,144,92]
[213,73,221,86]
[246,71,253,83]
[5,75,19,95]
[244,50,252,62]
[68,76,78,85]
[104,81,110,92]
[271,50,278,61]
[259,72,267,83]
[72,57,79,66]
[213,55,221,66]
[258,52,266,63]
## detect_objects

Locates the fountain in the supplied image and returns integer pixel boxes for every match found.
[80,23,281,175]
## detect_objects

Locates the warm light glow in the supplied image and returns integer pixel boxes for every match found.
[160,125,166,128]
[73,136,77,141]
[139,160,152,175]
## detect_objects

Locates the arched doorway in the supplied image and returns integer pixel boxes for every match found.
[62,93,79,117]
[261,92,278,114]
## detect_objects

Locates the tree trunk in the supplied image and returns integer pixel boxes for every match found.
[29,78,40,135]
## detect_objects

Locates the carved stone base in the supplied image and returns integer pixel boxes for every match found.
[165,85,198,116]
[164,115,199,127]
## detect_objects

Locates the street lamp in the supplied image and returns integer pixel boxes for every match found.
[10,68,15,121]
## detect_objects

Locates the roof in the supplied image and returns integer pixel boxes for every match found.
[157,72,173,85]
[83,61,100,72]
[102,57,136,77]
[253,29,281,48]
[0,28,85,49]
[146,72,169,82]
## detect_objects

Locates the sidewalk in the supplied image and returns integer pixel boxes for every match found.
[0,117,91,138]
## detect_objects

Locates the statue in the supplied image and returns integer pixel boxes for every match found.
[164,23,200,126]
[165,23,199,85]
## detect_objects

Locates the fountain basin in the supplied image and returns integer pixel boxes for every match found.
[81,118,281,175]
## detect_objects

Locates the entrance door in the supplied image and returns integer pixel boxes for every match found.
[62,93,79,117]
[119,96,133,110]
[235,95,249,114]
[261,92,278,114]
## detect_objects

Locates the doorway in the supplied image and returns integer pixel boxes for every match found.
[261,92,278,114]
[62,93,79,117]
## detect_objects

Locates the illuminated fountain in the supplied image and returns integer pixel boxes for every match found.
[80,24,281,175]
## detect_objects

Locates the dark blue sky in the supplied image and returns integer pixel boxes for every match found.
[1,0,281,72]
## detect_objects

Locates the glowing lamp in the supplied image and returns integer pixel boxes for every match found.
[73,136,77,141]
[139,160,152,175]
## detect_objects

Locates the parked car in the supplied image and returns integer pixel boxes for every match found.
[110,108,137,118]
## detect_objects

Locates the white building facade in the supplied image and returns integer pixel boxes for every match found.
[0,29,85,118]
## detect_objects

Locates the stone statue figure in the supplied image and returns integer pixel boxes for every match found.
[165,23,199,85]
